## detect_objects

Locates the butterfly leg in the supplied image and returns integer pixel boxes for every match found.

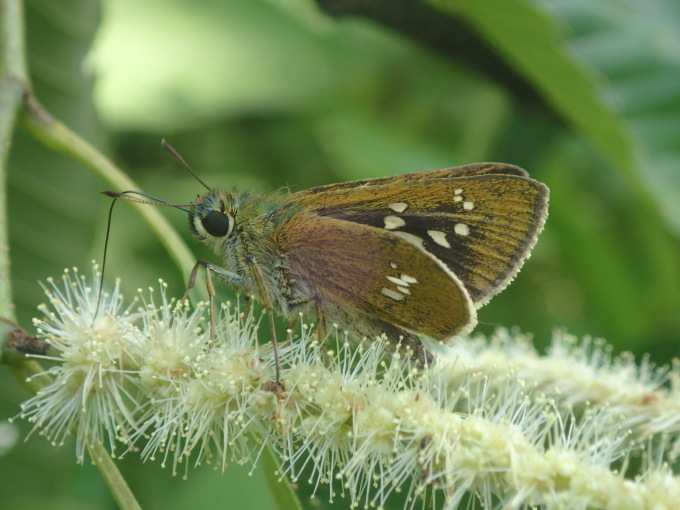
[246,255,283,385]
[243,294,252,323]
[314,303,327,344]
[314,303,336,366]
[178,259,245,341]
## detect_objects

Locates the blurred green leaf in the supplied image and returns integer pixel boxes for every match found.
[92,0,400,130]
[545,0,680,233]
[429,0,640,184]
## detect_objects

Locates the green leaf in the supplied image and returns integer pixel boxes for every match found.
[545,0,680,233]
[428,0,640,184]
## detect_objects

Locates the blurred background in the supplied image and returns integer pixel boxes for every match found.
[2,0,679,508]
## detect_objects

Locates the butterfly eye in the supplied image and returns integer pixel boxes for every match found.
[201,210,233,238]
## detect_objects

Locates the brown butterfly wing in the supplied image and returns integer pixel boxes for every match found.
[276,213,476,341]
[287,171,548,306]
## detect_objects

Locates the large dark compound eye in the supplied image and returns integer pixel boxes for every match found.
[201,210,233,237]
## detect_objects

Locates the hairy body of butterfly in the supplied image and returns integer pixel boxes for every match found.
[188,163,549,364]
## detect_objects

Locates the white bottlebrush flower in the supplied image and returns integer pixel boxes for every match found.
[175,315,275,474]
[19,266,144,462]
[17,265,680,509]
[120,286,213,471]
[431,329,675,446]
[653,361,680,461]
[273,338,680,510]
[130,296,279,477]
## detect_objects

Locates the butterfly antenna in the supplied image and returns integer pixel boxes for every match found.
[94,190,192,323]
[93,198,118,323]
[161,139,211,190]
[101,190,191,212]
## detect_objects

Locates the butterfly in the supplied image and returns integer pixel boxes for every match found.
[183,161,548,367]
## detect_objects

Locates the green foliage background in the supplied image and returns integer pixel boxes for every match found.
[1,0,679,508]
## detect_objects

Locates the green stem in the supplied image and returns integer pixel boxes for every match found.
[259,442,303,510]
[88,442,143,510]
[0,0,28,337]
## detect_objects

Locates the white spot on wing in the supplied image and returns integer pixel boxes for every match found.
[454,223,470,236]
[427,230,451,248]
[463,201,474,210]
[397,286,411,295]
[390,262,398,269]
[384,215,406,230]
[389,202,408,213]
[400,273,419,284]
[454,188,464,195]
[386,275,409,287]
[381,287,405,301]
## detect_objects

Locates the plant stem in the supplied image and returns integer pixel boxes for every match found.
[259,442,303,510]
[88,441,143,510]
[0,0,28,345]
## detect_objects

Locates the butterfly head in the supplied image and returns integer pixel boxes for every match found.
[189,190,239,250]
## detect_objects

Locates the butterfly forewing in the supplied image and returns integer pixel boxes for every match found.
[276,214,476,340]
[288,169,548,306]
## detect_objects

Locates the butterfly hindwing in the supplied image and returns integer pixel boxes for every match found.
[276,213,476,341]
